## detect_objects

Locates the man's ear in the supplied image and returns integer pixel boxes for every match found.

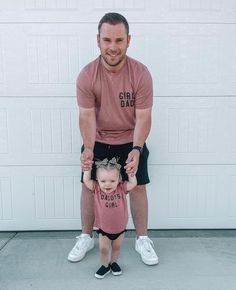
[97,34,100,48]
[127,34,131,48]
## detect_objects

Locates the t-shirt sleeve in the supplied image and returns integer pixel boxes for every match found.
[135,68,153,109]
[76,69,95,108]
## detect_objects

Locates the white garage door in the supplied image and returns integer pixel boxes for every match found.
[0,1,236,230]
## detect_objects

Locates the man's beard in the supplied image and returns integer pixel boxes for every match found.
[100,49,127,68]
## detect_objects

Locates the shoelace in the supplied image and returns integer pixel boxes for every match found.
[139,237,154,252]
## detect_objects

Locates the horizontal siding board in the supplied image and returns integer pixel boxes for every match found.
[1,97,236,165]
[0,0,236,23]
[0,24,235,97]
[0,165,236,230]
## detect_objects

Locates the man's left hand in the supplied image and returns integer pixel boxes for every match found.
[124,149,140,176]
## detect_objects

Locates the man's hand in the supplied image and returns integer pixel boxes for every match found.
[124,149,140,176]
[81,148,94,171]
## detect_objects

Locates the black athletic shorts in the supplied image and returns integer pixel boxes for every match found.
[81,142,150,185]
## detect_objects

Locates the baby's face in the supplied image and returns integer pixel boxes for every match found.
[97,167,120,194]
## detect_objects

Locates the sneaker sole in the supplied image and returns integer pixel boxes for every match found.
[67,243,95,262]
[141,257,159,266]
[95,269,111,279]
[67,256,85,262]
[112,271,122,276]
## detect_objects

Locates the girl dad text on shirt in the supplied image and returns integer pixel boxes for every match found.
[119,91,135,107]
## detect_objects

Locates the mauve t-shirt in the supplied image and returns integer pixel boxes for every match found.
[77,55,153,145]
[93,181,128,234]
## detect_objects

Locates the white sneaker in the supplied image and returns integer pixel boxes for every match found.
[135,236,159,265]
[67,233,94,262]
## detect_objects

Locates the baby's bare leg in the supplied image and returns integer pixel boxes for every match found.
[111,232,125,263]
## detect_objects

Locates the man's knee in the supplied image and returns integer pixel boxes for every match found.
[81,184,94,202]
[130,185,147,196]
[81,184,94,211]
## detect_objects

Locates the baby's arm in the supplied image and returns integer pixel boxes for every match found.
[126,173,137,192]
[83,170,94,191]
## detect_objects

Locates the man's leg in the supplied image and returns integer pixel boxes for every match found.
[130,184,159,266]
[67,184,94,262]
[81,184,94,234]
[129,185,148,236]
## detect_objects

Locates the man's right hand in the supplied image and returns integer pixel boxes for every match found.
[80,148,94,171]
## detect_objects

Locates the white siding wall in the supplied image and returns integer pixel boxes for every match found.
[0,0,236,230]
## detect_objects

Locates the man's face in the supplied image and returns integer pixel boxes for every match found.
[97,23,131,71]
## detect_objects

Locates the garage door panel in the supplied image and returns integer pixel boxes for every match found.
[0,108,8,154]
[0,24,96,97]
[0,98,81,165]
[34,174,80,220]
[0,166,81,231]
[130,24,236,97]
[148,165,236,229]
[0,172,13,221]
[149,97,236,164]
[228,105,236,154]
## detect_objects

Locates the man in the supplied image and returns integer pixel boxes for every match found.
[68,12,158,266]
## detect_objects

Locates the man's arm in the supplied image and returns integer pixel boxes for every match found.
[79,107,96,171]
[125,107,152,175]
[133,107,152,147]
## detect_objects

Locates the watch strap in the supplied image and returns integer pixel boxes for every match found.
[132,145,143,154]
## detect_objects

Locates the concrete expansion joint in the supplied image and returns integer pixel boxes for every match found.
[0,232,17,252]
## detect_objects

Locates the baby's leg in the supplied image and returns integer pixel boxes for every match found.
[99,234,110,266]
[111,232,125,263]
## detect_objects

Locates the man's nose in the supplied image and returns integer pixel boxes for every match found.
[109,42,117,51]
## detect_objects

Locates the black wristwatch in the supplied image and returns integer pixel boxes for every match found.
[132,145,143,154]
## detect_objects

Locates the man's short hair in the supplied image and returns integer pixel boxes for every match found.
[98,12,129,35]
